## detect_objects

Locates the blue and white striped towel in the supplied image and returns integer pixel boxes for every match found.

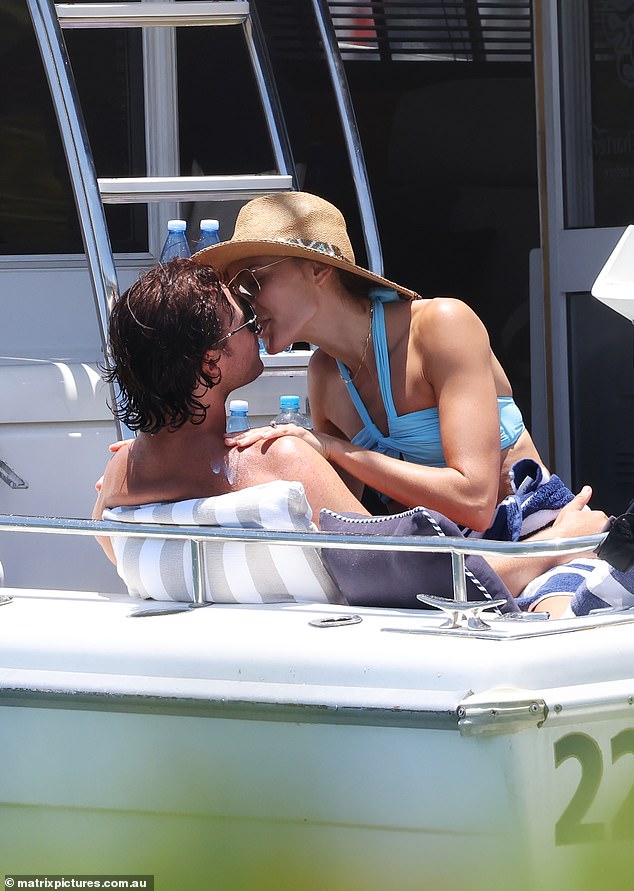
[516,557,634,616]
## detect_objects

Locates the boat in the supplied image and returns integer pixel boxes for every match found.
[1,513,633,891]
[1,3,633,889]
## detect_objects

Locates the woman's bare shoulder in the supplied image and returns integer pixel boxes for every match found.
[412,295,481,325]
[411,296,489,348]
[308,345,338,377]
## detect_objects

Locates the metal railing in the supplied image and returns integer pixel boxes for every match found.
[311,0,383,273]
[0,512,606,607]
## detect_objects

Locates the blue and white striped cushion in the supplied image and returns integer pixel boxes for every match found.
[103,481,343,605]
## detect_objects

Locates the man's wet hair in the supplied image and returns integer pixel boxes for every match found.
[103,258,235,433]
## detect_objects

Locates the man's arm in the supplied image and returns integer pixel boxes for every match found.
[92,442,134,565]
[92,480,117,564]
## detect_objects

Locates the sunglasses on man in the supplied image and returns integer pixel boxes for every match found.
[214,294,261,345]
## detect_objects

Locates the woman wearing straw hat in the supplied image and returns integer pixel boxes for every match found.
[193,192,549,532]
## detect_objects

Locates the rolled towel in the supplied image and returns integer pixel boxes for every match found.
[465,458,575,541]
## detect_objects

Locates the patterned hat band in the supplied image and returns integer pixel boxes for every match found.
[281,237,348,261]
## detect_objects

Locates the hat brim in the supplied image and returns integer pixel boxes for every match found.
[192,239,420,301]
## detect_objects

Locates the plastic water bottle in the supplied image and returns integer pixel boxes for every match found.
[159,220,191,262]
[194,219,220,252]
[272,395,312,429]
[226,399,250,433]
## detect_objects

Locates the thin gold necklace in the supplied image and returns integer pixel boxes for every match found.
[339,304,374,385]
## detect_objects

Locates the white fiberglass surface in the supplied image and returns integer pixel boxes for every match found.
[1,586,633,703]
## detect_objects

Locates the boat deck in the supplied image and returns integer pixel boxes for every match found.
[2,584,633,732]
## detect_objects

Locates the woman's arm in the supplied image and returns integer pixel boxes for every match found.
[227,300,504,530]
[331,299,502,527]
[317,298,504,528]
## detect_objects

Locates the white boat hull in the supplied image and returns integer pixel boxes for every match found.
[1,588,632,890]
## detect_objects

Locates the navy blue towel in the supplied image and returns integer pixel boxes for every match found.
[465,458,574,541]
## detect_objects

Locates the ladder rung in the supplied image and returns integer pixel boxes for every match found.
[98,174,293,203]
[56,2,250,28]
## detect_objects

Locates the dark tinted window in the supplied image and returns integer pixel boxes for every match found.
[0,3,146,255]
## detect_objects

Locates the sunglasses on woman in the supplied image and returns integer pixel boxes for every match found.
[226,257,292,301]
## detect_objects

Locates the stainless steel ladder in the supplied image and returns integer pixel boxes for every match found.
[26,0,382,363]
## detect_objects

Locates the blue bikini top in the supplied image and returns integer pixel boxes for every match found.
[336,292,525,468]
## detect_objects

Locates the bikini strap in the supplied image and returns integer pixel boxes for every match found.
[370,298,398,420]
[336,360,375,430]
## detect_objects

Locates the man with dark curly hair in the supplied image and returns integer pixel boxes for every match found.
[92,258,365,563]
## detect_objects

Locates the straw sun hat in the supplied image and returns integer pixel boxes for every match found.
[192,191,420,301]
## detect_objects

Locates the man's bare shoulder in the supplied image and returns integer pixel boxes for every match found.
[241,434,323,478]
[236,434,364,518]
[236,435,339,490]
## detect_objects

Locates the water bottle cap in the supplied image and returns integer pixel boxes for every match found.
[229,399,249,413]
[200,219,219,232]
[167,219,187,232]
[280,395,300,411]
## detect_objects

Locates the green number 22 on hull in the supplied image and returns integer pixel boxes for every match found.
[554,729,634,845]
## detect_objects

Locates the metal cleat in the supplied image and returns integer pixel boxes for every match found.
[416,594,509,630]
